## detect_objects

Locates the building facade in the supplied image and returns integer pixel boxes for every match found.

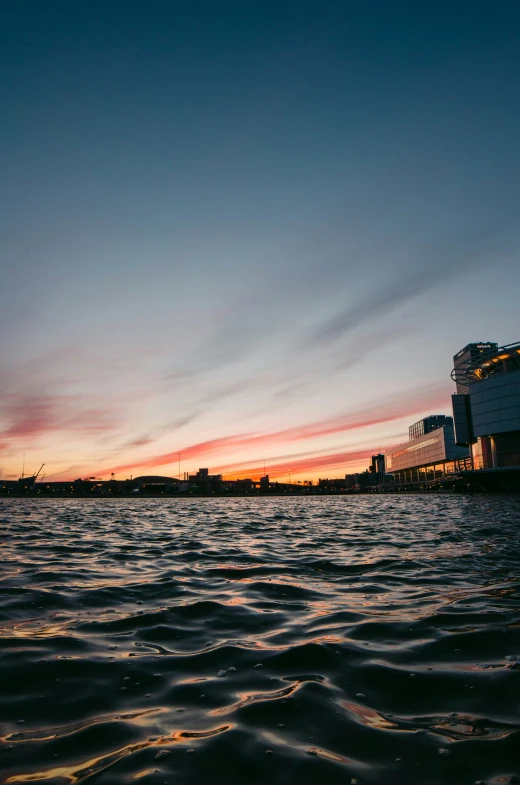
[451,341,520,470]
[385,417,470,485]
[453,342,498,394]
[408,415,452,440]
[369,453,385,475]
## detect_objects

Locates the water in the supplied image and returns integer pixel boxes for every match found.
[1,496,519,785]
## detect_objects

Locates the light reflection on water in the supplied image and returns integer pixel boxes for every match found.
[1,495,520,785]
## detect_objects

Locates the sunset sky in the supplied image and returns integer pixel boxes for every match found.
[1,1,519,482]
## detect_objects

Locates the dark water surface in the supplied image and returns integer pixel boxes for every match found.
[1,496,520,785]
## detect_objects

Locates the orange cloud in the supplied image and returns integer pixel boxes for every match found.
[215,446,374,480]
[97,381,451,478]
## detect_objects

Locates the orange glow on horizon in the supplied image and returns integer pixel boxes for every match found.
[74,382,452,482]
[3,382,453,483]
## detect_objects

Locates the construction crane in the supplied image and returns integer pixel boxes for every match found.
[18,462,45,488]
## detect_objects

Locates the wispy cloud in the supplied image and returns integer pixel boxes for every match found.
[98,381,450,477]
[0,348,157,458]
[0,394,120,445]
[307,218,514,348]
[215,447,375,480]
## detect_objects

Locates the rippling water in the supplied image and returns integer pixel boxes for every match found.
[1,496,520,785]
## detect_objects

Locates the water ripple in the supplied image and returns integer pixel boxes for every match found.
[1,495,520,784]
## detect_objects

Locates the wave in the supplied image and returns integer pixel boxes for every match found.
[1,495,520,784]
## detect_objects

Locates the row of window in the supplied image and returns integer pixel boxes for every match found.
[390,436,440,459]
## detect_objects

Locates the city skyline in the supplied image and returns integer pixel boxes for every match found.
[1,1,519,481]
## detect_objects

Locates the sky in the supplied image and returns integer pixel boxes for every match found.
[1,0,519,482]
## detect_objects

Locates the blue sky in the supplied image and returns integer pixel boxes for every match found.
[1,1,519,480]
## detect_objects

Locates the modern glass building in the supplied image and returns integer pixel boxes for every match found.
[408,415,452,440]
[385,417,470,486]
[453,342,498,394]
[451,341,520,470]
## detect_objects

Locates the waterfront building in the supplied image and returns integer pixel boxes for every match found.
[408,415,452,440]
[132,475,180,493]
[319,477,352,490]
[369,454,386,475]
[451,341,520,470]
[453,342,498,394]
[356,471,382,490]
[234,478,255,490]
[385,417,470,486]
[188,468,223,489]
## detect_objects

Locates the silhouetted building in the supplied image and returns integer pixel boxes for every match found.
[369,454,385,475]
[318,478,349,491]
[17,476,36,491]
[187,468,223,491]
[188,468,222,483]
[132,475,180,493]
[451,394,474,447]
[355,471,379,490]
[235,478,254,491]
[1,480,18,493]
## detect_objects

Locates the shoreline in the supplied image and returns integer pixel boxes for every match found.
[2,489,515,498]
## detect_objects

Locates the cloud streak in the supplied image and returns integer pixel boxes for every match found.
[0,394,120,446]
[214,447,375,480]
[98,381,451,478]
[308,217,515,348]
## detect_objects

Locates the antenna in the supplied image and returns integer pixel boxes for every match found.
[178,453,181,481]
[22,453,25,479]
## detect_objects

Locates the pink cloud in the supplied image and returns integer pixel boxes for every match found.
[0,394,120,444]
[215,447,374,480]
[0,348,156,453]
[98,381,451,477]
